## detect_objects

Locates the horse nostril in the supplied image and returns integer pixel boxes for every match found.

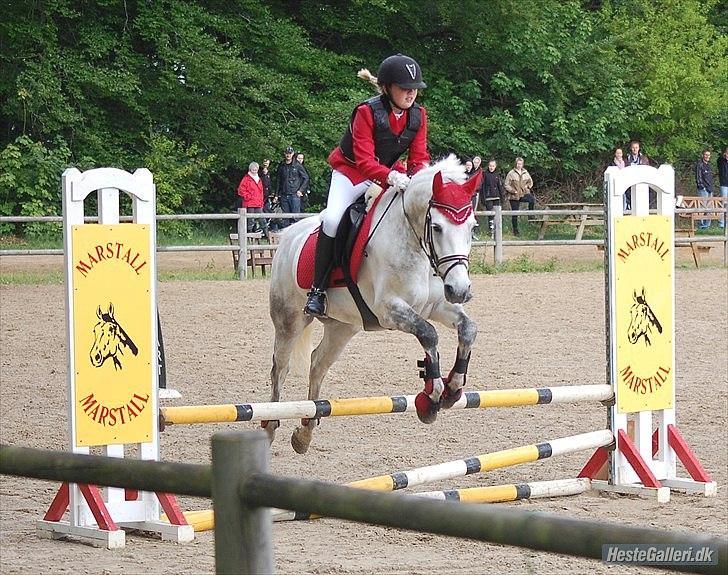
[444,285,454,297]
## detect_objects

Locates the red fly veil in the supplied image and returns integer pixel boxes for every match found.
[431,170,482,224]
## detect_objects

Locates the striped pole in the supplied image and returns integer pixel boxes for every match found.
[168,430,612,530]
[414,477,591,503]
[160,384,613,426]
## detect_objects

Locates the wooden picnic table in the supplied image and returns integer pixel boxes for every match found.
[535,203,605,240]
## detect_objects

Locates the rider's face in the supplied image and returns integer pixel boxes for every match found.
[387,85,418,111]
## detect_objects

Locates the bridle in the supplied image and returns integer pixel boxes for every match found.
[401,193,471,281]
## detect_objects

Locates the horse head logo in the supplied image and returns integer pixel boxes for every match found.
[90,303,139,370]
[627,287,663,346]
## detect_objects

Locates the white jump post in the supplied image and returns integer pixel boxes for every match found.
[581,164,717,502]
[36,168,193,548]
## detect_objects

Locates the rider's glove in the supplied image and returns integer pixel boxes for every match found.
[387,171,410,191]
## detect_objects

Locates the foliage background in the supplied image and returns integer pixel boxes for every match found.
[1,0,726,231]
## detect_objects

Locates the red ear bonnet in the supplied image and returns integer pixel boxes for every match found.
[431,170,481,224]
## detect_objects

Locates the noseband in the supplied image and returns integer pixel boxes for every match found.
[401,193,471,281]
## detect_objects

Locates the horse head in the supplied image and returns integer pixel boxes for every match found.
[90,303,139,369]
[405,155,480,303]
[627,287,662,345]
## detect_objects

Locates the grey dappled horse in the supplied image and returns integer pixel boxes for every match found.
[266,155,481,453]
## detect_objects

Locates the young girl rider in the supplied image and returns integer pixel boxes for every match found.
[303,54,431,317]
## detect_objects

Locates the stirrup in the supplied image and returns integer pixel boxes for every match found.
[303,288,327,317]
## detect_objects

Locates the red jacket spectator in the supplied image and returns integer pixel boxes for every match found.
[237,171,264,208]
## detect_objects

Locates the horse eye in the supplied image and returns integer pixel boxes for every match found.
[432,223,442,233]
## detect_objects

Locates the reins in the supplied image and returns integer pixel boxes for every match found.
[399,192,471,281]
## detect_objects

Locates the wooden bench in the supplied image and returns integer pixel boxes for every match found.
[229,232,280,277]
[533,203,605,240]
[675,196,725,268]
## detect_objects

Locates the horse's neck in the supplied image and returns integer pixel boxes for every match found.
[373,189,427,252]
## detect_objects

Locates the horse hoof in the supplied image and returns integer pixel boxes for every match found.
[415,392,440,424]
[440,387,463,410]
[291,429,311,454]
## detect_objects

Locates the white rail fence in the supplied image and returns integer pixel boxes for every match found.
[2,206,726,278]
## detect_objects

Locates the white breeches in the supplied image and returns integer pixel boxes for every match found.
[321,170,372,237]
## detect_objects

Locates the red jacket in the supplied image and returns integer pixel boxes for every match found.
[237,173,264,208]
[328,103,430,187]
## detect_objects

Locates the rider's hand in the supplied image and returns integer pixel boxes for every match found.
[387,171,410,191]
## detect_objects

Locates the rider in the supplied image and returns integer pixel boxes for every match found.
[303,53,431,317]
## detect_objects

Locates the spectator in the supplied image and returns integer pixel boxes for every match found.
[625,140,650,167]
[479,159,504,237]
[695,149,713,230]
[472,155,482,173]
[296,152,311,211]
[276,145,309,228]
[236,162,266,234]
[503,156,535,236]
[469,155,483,213]
[613,147,625,169]
[261,158,277,233]
[464,159,474,179]
[624,140,650,211]
[718,147,728,229]
[304,53,430,317]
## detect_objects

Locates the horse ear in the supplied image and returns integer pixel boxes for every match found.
[97,305,103,319]
[633,289,638,302]
[433,171,444,196]
[108,302,114,318]
[462,171,482,196]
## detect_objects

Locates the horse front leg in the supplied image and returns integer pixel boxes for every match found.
[429,302,477,409]
[385,301,444,424]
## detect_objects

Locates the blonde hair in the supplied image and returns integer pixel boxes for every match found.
[357,68,382,93]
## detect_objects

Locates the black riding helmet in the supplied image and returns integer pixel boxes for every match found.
[377,54,427,89]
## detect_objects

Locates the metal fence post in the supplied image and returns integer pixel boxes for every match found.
[494,204,503,265]
[237,209,247,280]
[212,431,273,575]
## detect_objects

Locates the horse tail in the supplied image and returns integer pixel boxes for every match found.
[290,320,315,377]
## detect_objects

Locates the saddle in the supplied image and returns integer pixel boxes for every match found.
[296,193,386,330]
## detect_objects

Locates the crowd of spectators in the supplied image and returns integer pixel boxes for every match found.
[237,145,310,236]
[239,140,727,239]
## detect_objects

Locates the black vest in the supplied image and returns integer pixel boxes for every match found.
[339,95,422,168]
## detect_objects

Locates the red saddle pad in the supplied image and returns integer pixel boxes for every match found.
[296,194,384,290]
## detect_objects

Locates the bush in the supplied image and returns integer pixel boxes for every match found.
[0,135,74,238]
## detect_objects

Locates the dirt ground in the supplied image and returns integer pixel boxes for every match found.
[0,250,726,575]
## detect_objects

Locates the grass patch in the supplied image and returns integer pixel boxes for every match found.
[0,270,64,285]
[470,253,604,275]
[159,269,240,281]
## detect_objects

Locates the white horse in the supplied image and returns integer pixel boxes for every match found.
[266,155,481,453]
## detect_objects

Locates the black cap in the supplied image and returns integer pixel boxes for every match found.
[284,146,294,153]
[377,54,426,89]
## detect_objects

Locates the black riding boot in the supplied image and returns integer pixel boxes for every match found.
[303,232,336,317]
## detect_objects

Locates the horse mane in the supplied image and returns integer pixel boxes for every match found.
[407,154,467,196]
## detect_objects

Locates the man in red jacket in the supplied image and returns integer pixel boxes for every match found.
[303,54,430,317]
[237,161,265,233]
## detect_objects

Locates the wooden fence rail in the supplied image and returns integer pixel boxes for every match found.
[1,435,726,575]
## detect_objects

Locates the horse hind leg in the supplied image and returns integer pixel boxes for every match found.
[291,321,359,454]
[265,302,314,445]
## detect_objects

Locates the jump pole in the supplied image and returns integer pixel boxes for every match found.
[168,429,612,529]
[160,384,613,426]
